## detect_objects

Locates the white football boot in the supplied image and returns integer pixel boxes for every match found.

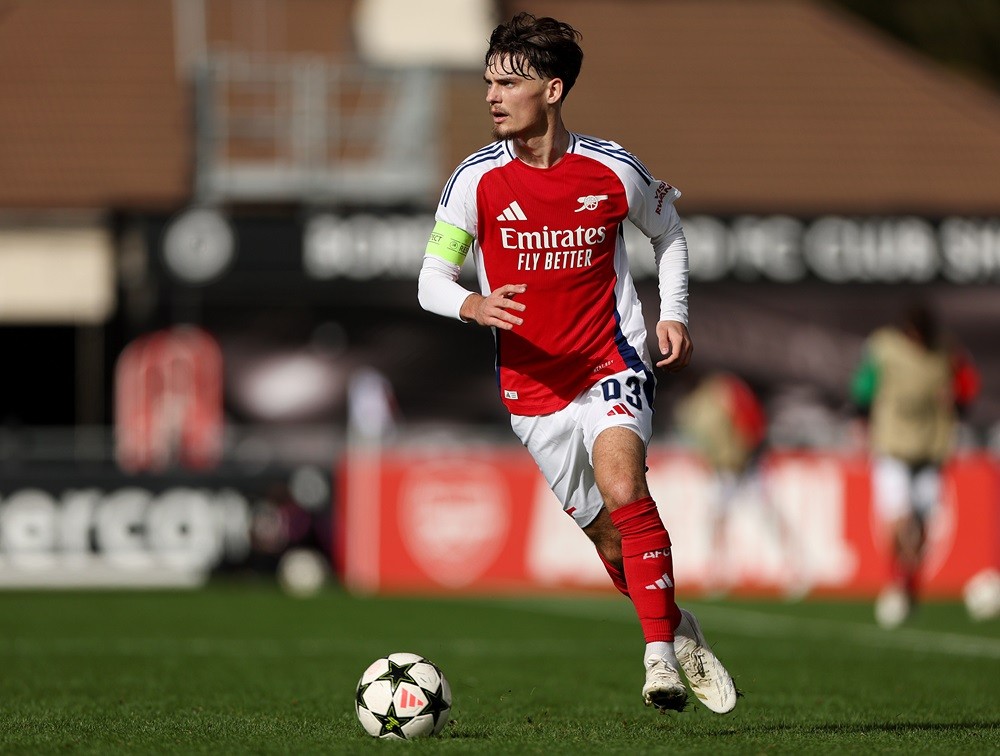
[642,654,688,712]
[675,607,739,714]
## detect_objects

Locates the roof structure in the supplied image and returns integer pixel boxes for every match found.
[485,0,1000,215]
[0,0,189,210]
[3,0,1000,215]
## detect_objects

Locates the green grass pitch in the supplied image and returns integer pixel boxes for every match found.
[1,585,999,754]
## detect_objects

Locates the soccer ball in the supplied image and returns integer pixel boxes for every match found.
[355,652,452,739]
[963,568,1000,622]
[276,548,327,598]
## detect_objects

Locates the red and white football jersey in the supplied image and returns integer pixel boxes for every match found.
[433,133,686,416]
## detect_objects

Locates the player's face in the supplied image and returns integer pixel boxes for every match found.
[485,55,553,141]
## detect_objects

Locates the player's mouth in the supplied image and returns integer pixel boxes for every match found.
[491,110,508,123]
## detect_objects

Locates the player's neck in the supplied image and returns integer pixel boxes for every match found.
[512,121,570,169]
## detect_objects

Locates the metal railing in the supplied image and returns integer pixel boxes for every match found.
[194,53,442,206]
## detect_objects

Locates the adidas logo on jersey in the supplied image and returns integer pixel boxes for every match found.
[496,201,527,222]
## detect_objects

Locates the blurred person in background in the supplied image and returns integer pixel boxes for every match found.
[417,12,737,715]
[674,371,769,594]
[851,301,980,628]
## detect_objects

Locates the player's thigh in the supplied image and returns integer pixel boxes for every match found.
[510,407,604,528]
[591,427,649,509]
[582,369,655,509]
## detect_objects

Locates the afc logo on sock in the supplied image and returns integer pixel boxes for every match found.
[642,549,670,559]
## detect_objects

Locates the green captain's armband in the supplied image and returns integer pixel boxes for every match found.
[425,221,473,265]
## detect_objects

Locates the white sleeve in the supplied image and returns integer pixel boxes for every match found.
[627,175,689,325]
[417,254,472,321]
[416,152,491,322]
[652,205,689,325]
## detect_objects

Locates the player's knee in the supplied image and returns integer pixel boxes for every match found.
[602,481,650,511]
[593,433,649,508]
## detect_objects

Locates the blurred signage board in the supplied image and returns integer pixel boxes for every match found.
[0,226,114,323]
[0,479,252,588]
[337,446,1000,598]
[299,213,1000,284]
[147,211,1000,286]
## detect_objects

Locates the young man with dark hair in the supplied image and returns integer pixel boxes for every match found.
[418,12,737,714]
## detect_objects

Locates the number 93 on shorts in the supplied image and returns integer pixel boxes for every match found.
[510,367,655,528]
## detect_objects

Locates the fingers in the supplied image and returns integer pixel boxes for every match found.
[656,341,692,370]
[655,321,693,371]
[661,337,693,370]
[497,284,527,311]
[655,349,690,370]
[479,284,526,330]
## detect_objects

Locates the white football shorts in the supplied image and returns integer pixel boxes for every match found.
[510,366,655,529]
[872,455,941,522]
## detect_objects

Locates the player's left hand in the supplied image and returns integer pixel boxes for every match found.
[655,320,693,371]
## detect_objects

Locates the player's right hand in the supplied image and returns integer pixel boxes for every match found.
[462,284,527,330]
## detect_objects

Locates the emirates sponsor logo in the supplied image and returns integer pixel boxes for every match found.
[399,461,510,588]
[500,225,607,250]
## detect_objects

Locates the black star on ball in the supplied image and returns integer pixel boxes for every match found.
[355,681,371,710]
[420,682,449,727]
[375,659,419,692]
[373,702,407,738]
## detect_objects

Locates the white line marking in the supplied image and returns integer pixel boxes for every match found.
[498,599,1000,659]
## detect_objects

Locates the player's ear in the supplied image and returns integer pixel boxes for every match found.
[546,77,564,104]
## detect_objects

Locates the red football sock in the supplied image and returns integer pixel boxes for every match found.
[889,555,917,593]
[597,549,630,597]
[609,496,681,642]
[902,564,920,599]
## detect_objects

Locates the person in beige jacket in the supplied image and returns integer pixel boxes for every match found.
[851,302,979,628]
[674,372,768,594]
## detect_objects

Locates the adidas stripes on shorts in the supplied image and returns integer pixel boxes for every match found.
[510,366,655,529]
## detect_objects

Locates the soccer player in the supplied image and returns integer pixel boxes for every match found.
[417,12,737,714]
[674,371,769,595]
[851,302,979,628]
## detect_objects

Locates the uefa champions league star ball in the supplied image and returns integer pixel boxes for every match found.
[355,652,452,740]
[963,568,1000,622]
